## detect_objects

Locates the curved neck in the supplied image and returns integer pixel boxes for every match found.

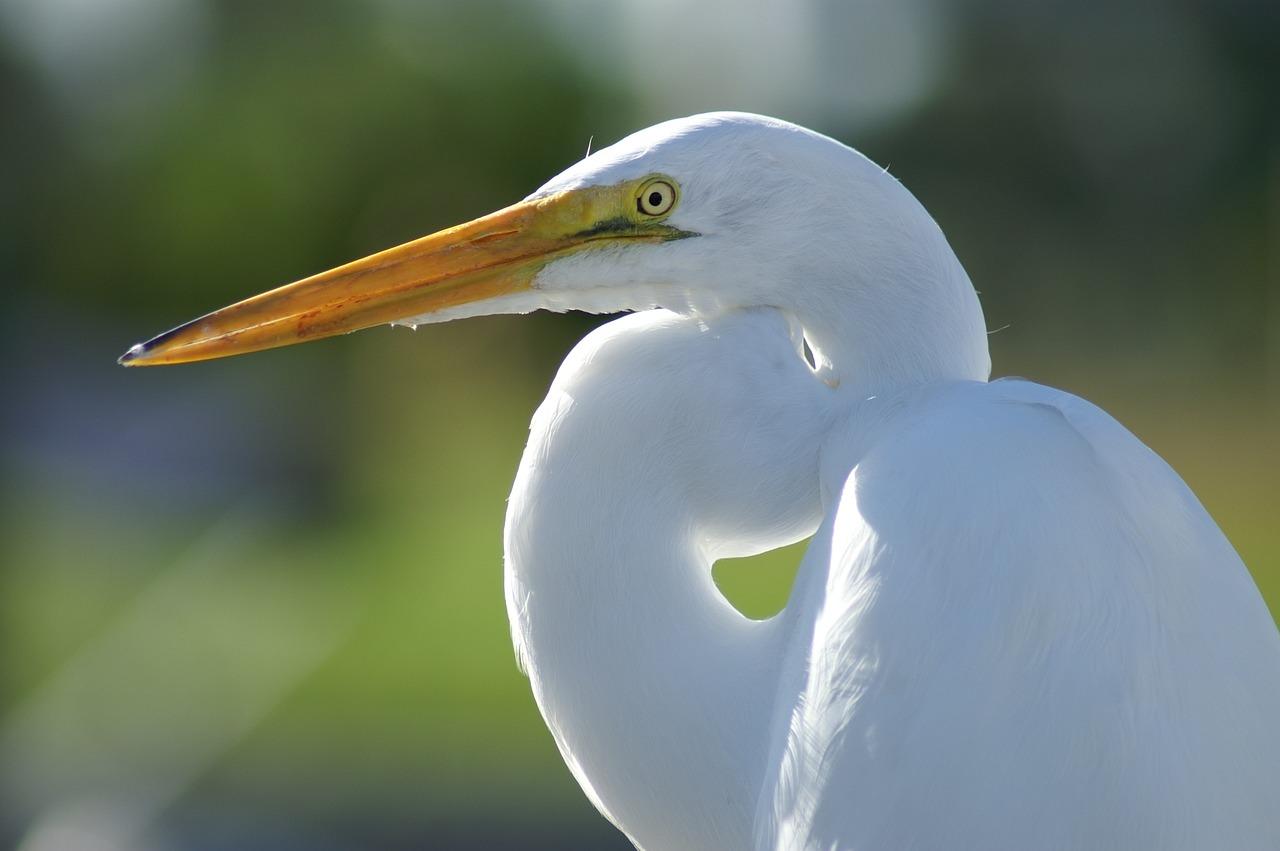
[504,309,830,850]
[506,430,784,850]
[795,245,991,399]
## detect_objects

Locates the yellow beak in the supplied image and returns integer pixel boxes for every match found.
[119,183,690,366]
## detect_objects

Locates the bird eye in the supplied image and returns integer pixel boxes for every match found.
[636,179,677,217]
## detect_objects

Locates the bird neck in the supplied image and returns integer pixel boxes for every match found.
[745,153,993,397]
[505,431,784,850]
[793,254,991,399]
[503,310,827,850]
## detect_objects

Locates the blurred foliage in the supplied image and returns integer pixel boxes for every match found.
[1,0,1276,849]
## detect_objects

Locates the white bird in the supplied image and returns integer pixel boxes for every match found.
[121,113,1280,850]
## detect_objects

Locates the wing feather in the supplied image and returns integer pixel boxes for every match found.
[759,380,1280,850]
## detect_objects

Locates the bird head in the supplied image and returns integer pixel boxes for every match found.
[119,112,971,370]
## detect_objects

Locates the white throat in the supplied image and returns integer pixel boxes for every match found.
[504,309,830,849]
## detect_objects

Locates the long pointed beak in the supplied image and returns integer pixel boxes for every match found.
[118,186,686,366]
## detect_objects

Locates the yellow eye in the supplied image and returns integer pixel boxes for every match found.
[636,179,677,217]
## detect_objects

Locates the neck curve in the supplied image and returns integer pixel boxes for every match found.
[790,228,991,400]
[504,309,828,850]
[508,483,780,848]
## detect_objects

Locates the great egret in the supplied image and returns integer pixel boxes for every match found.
[121,113,1280,850]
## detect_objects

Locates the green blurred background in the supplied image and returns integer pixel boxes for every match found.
[1,1,1276,848]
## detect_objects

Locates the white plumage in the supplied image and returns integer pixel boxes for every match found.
[498,115,1280,849]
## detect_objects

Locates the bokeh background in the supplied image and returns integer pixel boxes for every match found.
[1,0,1276,848]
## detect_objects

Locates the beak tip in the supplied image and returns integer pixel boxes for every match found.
[118,343,147,367]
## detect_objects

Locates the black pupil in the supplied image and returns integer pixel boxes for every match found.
[647,191,663,209]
